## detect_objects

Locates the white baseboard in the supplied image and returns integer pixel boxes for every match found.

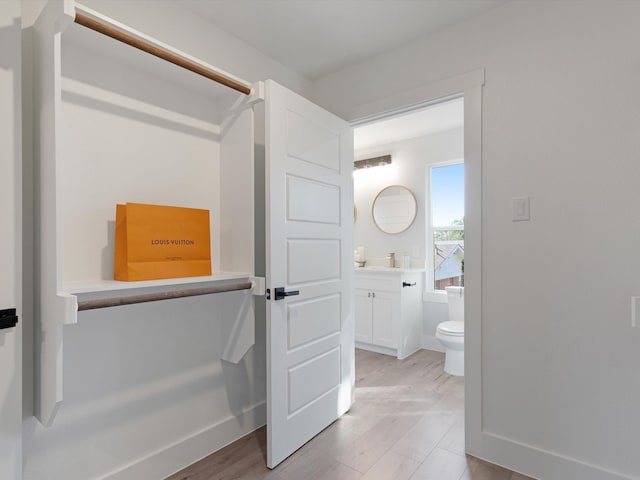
[421,335,445,353]
[469,430,638,480]
[355,341,397,357]
[98,401,267,480]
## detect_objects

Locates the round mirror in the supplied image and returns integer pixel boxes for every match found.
[372,185,417,234]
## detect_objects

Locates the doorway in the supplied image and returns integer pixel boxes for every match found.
[352,96,464,355]
[349,69,484,457]
[353,97,463,279]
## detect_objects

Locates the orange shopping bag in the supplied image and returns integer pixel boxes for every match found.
[114,203,211,281]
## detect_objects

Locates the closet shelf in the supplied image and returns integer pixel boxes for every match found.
[64,272,254,296]
[60,273,264,323]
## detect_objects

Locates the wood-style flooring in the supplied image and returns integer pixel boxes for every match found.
[167,349,534,480]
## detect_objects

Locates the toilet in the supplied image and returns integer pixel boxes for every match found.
[436,286,464,376]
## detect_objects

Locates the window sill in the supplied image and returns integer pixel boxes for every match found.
[423,290,448,303]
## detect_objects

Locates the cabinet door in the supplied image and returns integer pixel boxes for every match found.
[397,273,424,359]
[354,289,372,343]
[371,291,397,348]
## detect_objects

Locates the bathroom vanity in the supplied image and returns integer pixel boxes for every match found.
[354,267,424,359]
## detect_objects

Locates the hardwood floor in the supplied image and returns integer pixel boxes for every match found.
[167,349,534,480]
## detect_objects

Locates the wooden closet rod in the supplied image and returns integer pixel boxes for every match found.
[73,12,252,96]
[77,281,253,311]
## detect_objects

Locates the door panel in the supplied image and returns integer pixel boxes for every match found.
[266,79,353,468]
[286,110,341,171]
[287,239,341,284]
[288,347,341,413]
[287,175,340,224]
[287,294,341,349]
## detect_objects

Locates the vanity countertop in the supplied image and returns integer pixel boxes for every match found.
[355,266,426,274]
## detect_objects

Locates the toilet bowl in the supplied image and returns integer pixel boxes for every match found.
[436,286,464,376]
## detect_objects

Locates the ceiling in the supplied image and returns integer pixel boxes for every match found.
[354,97,463,151]
[181,0,508,80]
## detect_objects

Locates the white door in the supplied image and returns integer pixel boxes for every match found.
[0,1,23,478]
[265,80,354,468]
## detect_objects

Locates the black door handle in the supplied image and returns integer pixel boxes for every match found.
[274,287,300,301]
[0,308,18,330]
[402,282,416,288]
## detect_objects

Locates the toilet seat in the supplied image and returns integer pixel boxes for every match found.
[437,321,464,336]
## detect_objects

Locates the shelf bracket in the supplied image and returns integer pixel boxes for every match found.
[250,276,265,296]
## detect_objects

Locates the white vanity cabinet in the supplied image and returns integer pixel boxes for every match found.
[354,268,424,359]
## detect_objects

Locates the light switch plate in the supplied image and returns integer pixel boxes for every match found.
[512,197,530,221]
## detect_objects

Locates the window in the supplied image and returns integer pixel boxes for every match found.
[428,162,464,291]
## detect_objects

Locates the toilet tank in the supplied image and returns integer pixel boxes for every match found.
[446,286,464,322]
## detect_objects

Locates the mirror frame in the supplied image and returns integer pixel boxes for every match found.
[371,184,417,234]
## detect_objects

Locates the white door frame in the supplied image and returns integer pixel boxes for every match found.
[348,68,484,457]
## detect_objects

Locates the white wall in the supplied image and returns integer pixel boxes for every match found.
[354,127,463,343]
[0,1,22,479]
[21,2,308,479]
[314,1,640,479]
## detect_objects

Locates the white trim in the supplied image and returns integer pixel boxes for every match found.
[421,335,445,353]
[474,431,638,480]
[349,68,485,124]
[428,157,466,169]
[350,93,460,128]
[96,402,266,480]
[462,82,483,458]
[355,341,397,358]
